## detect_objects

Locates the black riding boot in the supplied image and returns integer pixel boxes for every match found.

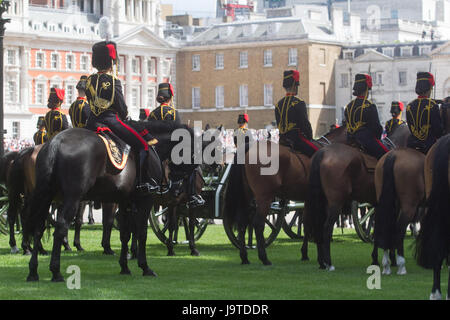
[135,149,160,195]
[186,170,205,209]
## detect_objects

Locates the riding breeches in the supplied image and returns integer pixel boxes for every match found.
[280,130,318,158]
[348,129,388,160]
[406,135,436,155]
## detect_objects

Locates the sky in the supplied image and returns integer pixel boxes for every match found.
[161,0,217,17]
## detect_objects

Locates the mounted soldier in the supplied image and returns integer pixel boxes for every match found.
[149,83,180,124]
[85,40,159,194]
[405,72,443,154]
[233,113,254,152]
[44,87,69,140]
[385,101,405,137]
[345,73,388,160]
[275,70,318,157]
[33,116,48,145]
[69,75,91,128]
[139,108,150,122]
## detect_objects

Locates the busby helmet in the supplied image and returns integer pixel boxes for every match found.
[92,41,118,71]
[76,75,88,91]
[415,72,435,95]
[156,83,174,104]
[390,101,404,115]
[139,108,150,121]
[47,87,65,108]
[283,70,300,89]
[353,73,372,96]
[37,116,45,129]
[237,114,249,124]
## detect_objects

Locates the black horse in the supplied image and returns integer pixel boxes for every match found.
[25,120,199,282]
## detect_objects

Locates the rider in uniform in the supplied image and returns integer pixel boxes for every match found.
[275,70,318,157]
[233,113,254,151]
[384,101,405,137]
[149,83,180,124]
[69,75,91,128]
[150,82,204,208]
[33,116,48,145]
[405,72,443,154]
[85,40,160,194]
[139,108,150,122]
[44,87,69,139]
[345,73,388,160]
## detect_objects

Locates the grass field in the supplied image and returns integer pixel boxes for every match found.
[0,224,446,300]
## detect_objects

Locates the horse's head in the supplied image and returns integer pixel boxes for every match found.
[320,125,347,145]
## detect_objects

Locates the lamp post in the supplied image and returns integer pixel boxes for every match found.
[0,0,11,157]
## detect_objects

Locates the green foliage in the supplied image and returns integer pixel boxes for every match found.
[0,225,443,300]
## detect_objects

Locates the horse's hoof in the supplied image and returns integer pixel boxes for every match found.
[39,250,48,256]
[10,246,20,254]
[301,256,309,261]
[51,273,65,282]
[167,251,175,256]
[430,291,442,300]
[120,268,131,275]
[103,249,115,255]
[143,269,157,277]
[397,267,407,275]
[241,260,250,265]
[327,265,335,272]
[382,268,391,275]
[75,246,84,252]
[371,261,380,266]
[191,250,200,257]
[26,274,39,282]
[319,265,326,270]
[262,260,272,266]
[64,247,72,252]
[23,250,32,256]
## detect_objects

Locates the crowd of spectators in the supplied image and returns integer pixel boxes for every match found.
[3,138,34,152]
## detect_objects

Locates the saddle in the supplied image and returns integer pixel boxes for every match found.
[347,140,379,173]
[96,126,131,172]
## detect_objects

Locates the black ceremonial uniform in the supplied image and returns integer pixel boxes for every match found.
[33,129,48,145]
[69,97,91,128]
[149,103,180,124]
[385,118,405,137]
[45,87,69,139]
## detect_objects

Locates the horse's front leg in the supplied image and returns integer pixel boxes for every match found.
[135,199,157,277]
[118,205,132,275]
[188,208,200,256]
[101,202,115,255]
[166,205,177,256]
[73,202,85,251]
[430,259,444,300]
[253,199,271,266]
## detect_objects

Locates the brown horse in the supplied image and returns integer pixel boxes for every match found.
[415,134,450,300]
[224,126,347,265]
[373,148,425,275]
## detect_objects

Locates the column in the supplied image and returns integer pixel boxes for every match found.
[156,56,163,84]
[20,46,29,109]
[142,56,148,108]
[125,54,132,106]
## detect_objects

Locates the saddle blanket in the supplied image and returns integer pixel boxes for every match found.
[96,127,131,171]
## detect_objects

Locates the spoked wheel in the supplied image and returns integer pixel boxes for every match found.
[148,205,209,245]
[282,209,304,239]
[0,184,9,235]
[351,201,375,243]
[223,206,284,249]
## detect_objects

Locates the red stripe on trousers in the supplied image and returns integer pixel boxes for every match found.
[375,138,389,152]
[115,114,149,151]
[298,132,319,151]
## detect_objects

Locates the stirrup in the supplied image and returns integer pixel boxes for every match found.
[136,179,160,195]
[186,195,205,209]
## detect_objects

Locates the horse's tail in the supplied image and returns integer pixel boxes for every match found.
[224,163,250,228]
[415,135,450,269]
[305,149,327,244]
[374,152,397,250]
[24,142,58,238]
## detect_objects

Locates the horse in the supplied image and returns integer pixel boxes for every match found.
[224,126,347,265]
[25,121,200,282]
[415,134,450,300]
[304,125,409,271]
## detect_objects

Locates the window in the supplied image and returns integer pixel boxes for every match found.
[215,86,224,108]
[420,46,431,55]
[263,49,272,67]
[239,84,248,107]
[36,83,45,104]
[89,0,94,13]
[51,53,59,69]
[36,52,44,68]
[147,58,156,75]
[48,24,56,32]
[264,84,273,106]
[399,71,407,86]
[7,49,15,65]
[239,51,248,68]
[382,47,394,57]
[288,48,297,66]
[6,81,17,103]
[132,58,140,74]
[80,55,89,71]
[215,53,224,70]
[63,25,71,33]
[340,73,349,88]
[192,54,200,71]
[401,47,412,57]
[319,48,326,65]
[66,84,75,104]
[320,82,327,104]
[66,54,75,70]
[162,60,170,76]
[131,88,139,107]
[343,51,354,59]
[147,87,156,109]
[12,122,20,139]
[119,56,125,73]
[192,87,201,109]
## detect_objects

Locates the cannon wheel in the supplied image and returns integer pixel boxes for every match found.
[282,209,304,239]
[148,205,209,245]
[223,206,284,249]
[351,201,375,243]
[0,184,9,235]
